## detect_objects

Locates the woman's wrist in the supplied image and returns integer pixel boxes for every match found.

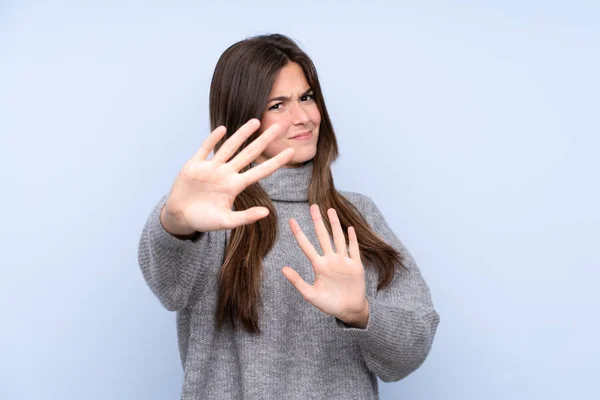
[160,204,197,237]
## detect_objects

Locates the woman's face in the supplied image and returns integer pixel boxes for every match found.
[255,62,321,168]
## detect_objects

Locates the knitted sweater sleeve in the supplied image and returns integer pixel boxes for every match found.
[137,195,218,311]
[336,195,440,382]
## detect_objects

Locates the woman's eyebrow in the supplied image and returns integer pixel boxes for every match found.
[268,87,313,103]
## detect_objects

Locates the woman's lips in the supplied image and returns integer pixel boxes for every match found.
[291,131,312,140]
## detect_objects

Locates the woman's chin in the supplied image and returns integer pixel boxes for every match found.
[285,149,316,167]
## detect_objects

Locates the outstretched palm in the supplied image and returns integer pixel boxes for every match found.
[162,119,295,233]
[282,204,369,327]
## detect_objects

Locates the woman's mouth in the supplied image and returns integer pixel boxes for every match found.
[290,131,312,140]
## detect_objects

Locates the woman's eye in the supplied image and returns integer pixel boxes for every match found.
[269,94,314,110]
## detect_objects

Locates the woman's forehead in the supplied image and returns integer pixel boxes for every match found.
[268,62,310,97]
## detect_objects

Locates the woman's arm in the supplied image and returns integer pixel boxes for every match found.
[137,195,219,311]
[336,195,440,382]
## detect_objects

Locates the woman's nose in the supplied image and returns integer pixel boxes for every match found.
[291,101,310,125]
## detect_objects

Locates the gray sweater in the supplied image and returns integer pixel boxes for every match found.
[137,160,440,399]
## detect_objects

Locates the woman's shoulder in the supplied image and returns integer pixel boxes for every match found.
[338,190,391,231]
[338,190,371,205]
[337,190,377,218]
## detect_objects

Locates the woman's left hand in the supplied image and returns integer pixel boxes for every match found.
[282,204,370,328]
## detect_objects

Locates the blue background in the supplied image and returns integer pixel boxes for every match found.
[1,1,598,399]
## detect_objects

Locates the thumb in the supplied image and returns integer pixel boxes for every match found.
[282,266,314,301]
[227,206,270,228]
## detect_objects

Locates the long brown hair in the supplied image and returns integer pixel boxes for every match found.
[209,33,406,334]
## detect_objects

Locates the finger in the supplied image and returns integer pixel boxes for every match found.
[327,208,348,258]
[223,206,270,229]
[229,123,284,171]
[288,218,321,263]
[239,147,295,186]
[310,204,333,255]
[193,125,227,161]
[281,266,315,301]
[348,226,362,262]
[212,119,261,164]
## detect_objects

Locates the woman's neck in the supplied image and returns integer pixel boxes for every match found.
[252,159,313,201]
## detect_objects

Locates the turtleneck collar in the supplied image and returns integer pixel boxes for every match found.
[252,159,314,202]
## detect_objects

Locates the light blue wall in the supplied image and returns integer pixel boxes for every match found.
[1,1,598,399]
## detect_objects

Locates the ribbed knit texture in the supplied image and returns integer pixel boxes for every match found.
[137,160,440,399]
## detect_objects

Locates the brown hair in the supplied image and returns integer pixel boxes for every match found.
[209,33,406,334]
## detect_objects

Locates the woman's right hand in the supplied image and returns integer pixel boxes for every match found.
[160,118,295,235]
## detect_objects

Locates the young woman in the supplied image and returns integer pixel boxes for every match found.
[138,33,439,400]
